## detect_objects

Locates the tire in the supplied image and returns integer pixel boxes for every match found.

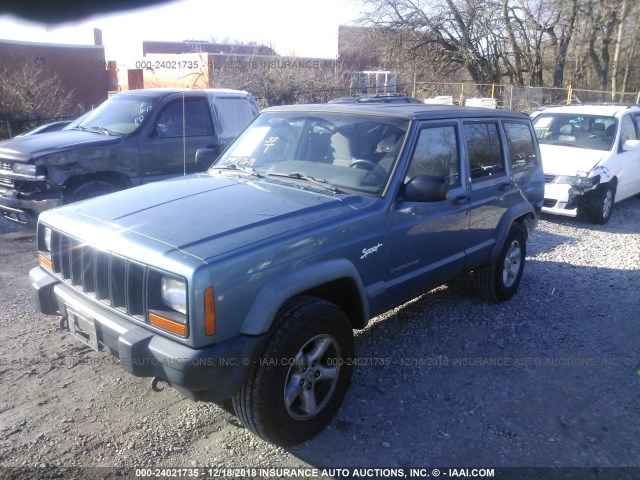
[232,296,354,446]
[67,180,119,203]
[585,183,615,225]
[474,223,527,303]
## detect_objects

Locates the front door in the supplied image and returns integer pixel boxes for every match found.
[141,97,219,183]
[385,122,470,308]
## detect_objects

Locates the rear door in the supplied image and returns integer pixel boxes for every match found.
[463,120,519,268]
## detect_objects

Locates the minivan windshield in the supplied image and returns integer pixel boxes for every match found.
[533,113,616,151]
[211,111,409,195]
[74,95,160,136]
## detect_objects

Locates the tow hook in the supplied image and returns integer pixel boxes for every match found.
[151,376,170,392]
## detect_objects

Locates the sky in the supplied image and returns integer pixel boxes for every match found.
[0,0,364,66]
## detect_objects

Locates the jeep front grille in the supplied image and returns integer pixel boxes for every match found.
[49,230,145,318]
[0,177,13,187]
[0,161,11,171]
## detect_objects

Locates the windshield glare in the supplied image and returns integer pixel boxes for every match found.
[533,113,616,151]
[76,95,159,135]
[212,111,409,195]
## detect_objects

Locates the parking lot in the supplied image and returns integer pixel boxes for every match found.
[0,199,639,476]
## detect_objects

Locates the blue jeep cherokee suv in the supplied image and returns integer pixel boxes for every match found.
[31,104,543,445]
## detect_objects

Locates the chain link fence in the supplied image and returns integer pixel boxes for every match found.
[407,82,640,113]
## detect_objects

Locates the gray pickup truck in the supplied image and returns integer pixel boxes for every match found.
[0,88,259,225]
[30,103,544,446]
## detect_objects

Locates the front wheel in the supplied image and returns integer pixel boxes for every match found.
[67,180,120,203]
[232,297,354,446]
[474,223,527,303]
[584,183,615,225]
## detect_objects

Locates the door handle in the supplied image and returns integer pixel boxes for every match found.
[452,195,470,205]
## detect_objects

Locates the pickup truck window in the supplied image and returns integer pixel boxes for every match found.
[78,95,159,135]
[406,125,460,186]
[154,98,214,138]
[215,97,259,138]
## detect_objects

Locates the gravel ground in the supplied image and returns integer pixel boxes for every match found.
[0,198,639,479]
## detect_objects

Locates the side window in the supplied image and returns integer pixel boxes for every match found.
[214,97,257,138]
[154,99,214,139]
[620,115,638,144]
[503,122,538,171]
[464,122,505,180]
[406,125,460,186]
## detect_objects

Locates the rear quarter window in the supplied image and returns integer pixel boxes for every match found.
[503,121,538,171]
[212,97,258,138]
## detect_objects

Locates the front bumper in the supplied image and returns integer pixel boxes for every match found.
[542,183,579,217]
[0,188,63,225]
[30,266,268,402]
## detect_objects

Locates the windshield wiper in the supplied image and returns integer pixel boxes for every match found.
[266,171,341,193]
[213,164,262,178]
[85,126,119,136]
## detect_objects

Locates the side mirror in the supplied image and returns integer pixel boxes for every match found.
[195,146,222,169]
[402,175,448,202]
[622,139,640,152]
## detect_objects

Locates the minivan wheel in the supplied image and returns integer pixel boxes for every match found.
[474,223,527,303]
[232,297,354,446]
[586,183,615,225]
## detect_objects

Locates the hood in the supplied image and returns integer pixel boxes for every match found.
[63,173,371,261]
[539,144,607,176]
[0,129,121,162]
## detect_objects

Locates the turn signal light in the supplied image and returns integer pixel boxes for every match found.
[204,287,216,336]
[39,253,52,270]
[149,312,187,337]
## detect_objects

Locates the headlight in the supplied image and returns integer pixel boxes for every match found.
[13,163,37,175]
[555,175,599,188]
[42,226,52,252]
[38,225,53,270]
[161,276,187,315]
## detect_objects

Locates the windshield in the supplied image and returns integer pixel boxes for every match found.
[75,95,160,136]
[533,113,616,151]
[211,111,409,195]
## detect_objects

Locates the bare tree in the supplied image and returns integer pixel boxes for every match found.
[610,0,629,100]
[209,56,347,107]
[359,0,511,88]
[0,61,76,137]
[580,0,621,95]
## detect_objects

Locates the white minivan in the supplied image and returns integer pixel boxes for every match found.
[532,104,640,224]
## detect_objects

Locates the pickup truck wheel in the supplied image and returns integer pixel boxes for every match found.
[474,223,526,303]
[232,297,354,446]
[68,180,119,203]
[585,183,615,224]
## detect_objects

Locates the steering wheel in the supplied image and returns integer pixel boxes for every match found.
[349,159,388,187]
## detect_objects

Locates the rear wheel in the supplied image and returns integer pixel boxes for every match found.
[67,180,119,203]
[232,297,354,446]
[474,223,527,303]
